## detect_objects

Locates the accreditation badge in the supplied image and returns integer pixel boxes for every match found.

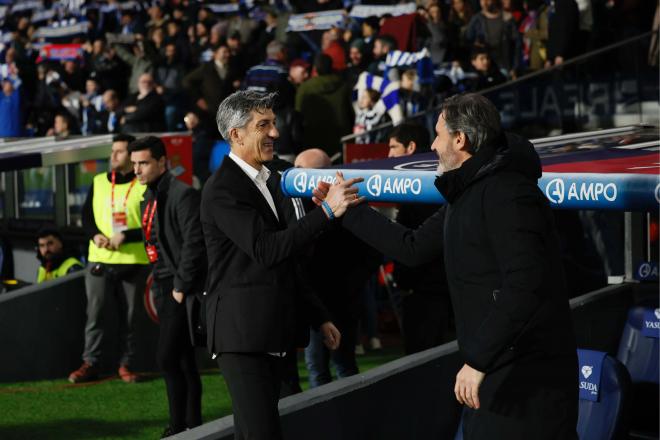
[145,244,159,263]
[112,211,128,233]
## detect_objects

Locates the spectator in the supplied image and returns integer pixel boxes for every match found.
[361,15,380,58]
[243,41,293,108]
[295,53,353,157]
[35,228,83,283]
[288,59,310,87]
[465,0,522,77]
[546,0,580,67]
[246,6,279,66]
[87,39,124,96]
[465,47,507,90]
[226,30,249,73]
[346,38,370,87]
[0,79,22,138]
[60,60,85,93]
[183,43,240,129]
[353,88,387,143]
[155,43,186,131]
[399,69,429,117]
[146,4,169,31]
[87,89,122,135]
[368,35,399,81]
[113,37,154,95]
[448,0,475,63]
[425,4,450,65]
[69,133,150,384]
[80,77,105,135]
[184,111,214,183]
[47,112,76,138]
[519,0,549,72]
[321,28,347,72]
[121,73,165,133]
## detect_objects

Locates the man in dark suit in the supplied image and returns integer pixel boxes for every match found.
[129,136,205,437]
[200,90,363,440]
[316,93,578,439]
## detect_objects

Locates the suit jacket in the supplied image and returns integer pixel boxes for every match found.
[200,156,331,355]
[140,172,207,295]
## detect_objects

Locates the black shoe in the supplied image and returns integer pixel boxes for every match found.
[161,427,175,438]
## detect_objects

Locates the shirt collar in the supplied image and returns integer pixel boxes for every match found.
[229,152,271,184]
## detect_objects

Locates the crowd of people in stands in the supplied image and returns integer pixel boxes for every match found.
[0,0,654,173]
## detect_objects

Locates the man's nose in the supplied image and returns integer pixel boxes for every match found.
[269,125,279,139]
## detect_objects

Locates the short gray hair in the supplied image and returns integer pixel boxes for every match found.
[215,90,277,141]
[441,93,501,153]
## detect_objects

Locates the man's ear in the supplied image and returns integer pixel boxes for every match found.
[455,131,468,152]
[229,127,242,145]
[406,141,417,154]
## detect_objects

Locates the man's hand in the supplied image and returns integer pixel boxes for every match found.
[320,321,341,350]
[318,172,365,218]
[172,290,184,304]
[107,232,126,250]
[454,364,485,409]
[93,234,109,248]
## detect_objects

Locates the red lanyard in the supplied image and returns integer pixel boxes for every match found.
[111,170,137,213]
[142,199,158,242]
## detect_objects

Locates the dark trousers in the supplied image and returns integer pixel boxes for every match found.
[218,353,289,440]
[154,277,202,433]
[402,293,451,355]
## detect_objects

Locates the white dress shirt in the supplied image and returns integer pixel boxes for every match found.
[228,152,279,221]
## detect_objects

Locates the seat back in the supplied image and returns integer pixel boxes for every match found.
[577,349,631,440]
[616,306,660,384]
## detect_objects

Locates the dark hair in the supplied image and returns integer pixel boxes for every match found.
[389,122,430,151]
[363,16,380,32]
[36,227,63,243]
[128,136,167,160]
[441,93,501,153]
[470,46,489,60]
[314,53,333,75]
[375,35,397,50]
[113,133,136,144]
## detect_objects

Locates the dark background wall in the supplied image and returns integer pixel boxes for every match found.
[0,272,160,382]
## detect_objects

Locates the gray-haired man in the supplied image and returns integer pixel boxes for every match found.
[200,90,363,439]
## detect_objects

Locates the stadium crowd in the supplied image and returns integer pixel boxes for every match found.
[0,0,654,174]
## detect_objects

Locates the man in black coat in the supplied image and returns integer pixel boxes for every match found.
[121,73,165,133]
[200,90,363,439]
[318,93,578,439]
[129,136,205,437]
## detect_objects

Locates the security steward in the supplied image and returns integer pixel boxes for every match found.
[68,133,151,384]
[36,227,83,283]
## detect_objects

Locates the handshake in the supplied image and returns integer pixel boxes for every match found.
[313,172,365,219]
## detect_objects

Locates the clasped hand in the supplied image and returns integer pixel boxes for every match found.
[313,171,365,218]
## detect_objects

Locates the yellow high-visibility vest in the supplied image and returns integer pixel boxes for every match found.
[37,257,83,283]
[87,173,148,265]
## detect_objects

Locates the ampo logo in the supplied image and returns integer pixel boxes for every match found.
[366,174,382,197]
[293,172,308,194]
[546,178,565,204]
[638,263,653,279]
